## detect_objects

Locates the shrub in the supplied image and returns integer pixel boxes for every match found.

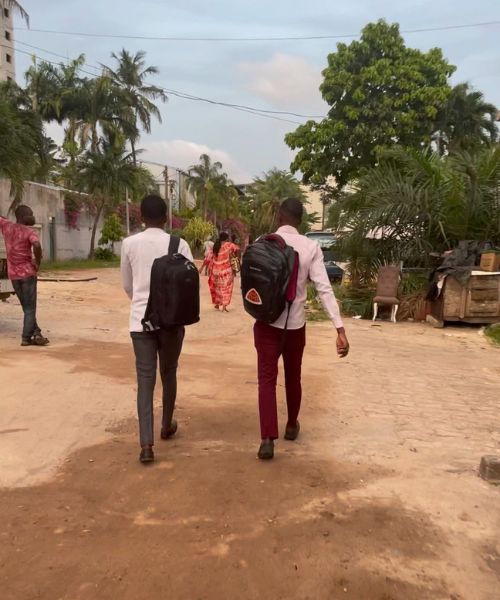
[183,217,216,255]
[64,191,96,230]
[99,214,125,253]
[485,324,500,347]
[94,247,115,261]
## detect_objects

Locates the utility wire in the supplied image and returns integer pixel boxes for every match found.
[13,19,500,42]
[15,40,102,75]
[7,41,316,123]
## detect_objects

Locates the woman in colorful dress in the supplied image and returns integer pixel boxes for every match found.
[207,232,240,312]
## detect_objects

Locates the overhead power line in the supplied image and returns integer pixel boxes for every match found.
[14,19,500,42]
[7,41,318,124]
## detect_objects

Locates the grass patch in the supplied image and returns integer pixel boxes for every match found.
[41,257,120,272]
[484,324,500,347]
[333,284,374,319]
[306,307,329,322]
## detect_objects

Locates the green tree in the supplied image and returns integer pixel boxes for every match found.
[247,169,306,236]
[186,154,228,221]
[103,50,167,165]
[285,20,455,189]
[99,213,125,254]
[330,145,500,278]
[0,82,46,204]
[439,83,498,153]
[74,76,124,154]
[76,134,139,257]
[24,58,61,117]
[183,216,216,254]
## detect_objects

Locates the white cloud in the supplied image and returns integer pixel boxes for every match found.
[141,139,251,183]
[238,53,327,114]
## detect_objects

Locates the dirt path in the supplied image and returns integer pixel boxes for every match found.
[0,269,499,599]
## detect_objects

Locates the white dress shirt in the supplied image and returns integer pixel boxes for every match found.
[271,225,344,330]
[121,228,193,332]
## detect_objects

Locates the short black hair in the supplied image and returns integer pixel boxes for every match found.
[279,197,303,225]
[15,205,33,221]
[141,194,167,221]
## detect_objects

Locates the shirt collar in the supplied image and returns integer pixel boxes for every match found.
[276,225,299,235]
[143,227,166,234]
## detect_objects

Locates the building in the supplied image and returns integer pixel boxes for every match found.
[140,161,196,211]
[0,4,15,82]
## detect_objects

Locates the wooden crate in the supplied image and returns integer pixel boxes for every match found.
[432,273,500,325]
[480,252,500,272]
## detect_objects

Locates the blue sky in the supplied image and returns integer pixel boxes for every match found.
[11,0,500,182]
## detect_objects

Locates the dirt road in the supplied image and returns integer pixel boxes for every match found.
[1,269,499,600]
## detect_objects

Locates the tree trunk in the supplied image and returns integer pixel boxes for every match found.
[89,198,105,259]
[203,188,208,221]
[131,138,137,166]
[91,126,98,154]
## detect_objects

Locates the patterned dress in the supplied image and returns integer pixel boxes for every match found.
[207,242,239,307]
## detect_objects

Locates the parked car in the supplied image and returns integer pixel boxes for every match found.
[305,231,344,283]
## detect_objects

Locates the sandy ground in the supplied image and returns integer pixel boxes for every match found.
[0,268,499,600]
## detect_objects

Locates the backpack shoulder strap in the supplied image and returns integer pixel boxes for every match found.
[168,235,181,255]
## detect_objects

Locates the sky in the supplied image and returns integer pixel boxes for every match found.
[9,0,500,183]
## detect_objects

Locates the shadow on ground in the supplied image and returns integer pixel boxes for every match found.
[1,397,452,600]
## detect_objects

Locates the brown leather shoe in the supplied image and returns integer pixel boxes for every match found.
[161,419,178,440]
[140,446,154,464]
[284,421,300,441]
[258,439,274,460]
[32,334,50,346]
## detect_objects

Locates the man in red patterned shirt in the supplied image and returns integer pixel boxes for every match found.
[0,206,49,346]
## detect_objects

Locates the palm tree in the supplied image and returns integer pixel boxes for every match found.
[74,76,123,154]
[0,81,44,205]
[103,50,167,164]
[186,154,227,221]
[331,145,500,275]
[77,132,138,257]
[247,169,306,236]
[440,83,498,152]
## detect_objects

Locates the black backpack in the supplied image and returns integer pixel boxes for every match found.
[142,236,200,330]
[241,234,299,324]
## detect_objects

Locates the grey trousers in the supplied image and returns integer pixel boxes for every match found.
[12,276,41,342]
[131,327,185,447]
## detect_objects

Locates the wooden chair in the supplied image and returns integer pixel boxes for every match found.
[373,265,401,323]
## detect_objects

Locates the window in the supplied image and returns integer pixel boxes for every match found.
[7,76,12,82]
[5,31,11,41]
[4,8,9,18]
[6,53,11,63]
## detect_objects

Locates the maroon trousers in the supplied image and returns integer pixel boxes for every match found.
[253,321,306,440]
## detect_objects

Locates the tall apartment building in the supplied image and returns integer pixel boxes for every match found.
[0,4,15,81]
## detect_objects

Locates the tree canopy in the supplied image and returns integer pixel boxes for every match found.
[246,169,307,236]
[330,145,500,271]
[286,20,456,189]
[439,83,498,153]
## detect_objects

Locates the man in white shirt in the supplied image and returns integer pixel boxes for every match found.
[121,195,193,464]
[255,198,349,460]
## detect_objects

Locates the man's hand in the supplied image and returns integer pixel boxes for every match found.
[336,329,350,358]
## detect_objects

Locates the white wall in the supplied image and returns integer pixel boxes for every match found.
[0,180,105,260]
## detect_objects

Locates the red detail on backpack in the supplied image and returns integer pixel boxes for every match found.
[245,288,262,305]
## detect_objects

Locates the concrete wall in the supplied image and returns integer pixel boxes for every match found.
[0,180,105,260]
